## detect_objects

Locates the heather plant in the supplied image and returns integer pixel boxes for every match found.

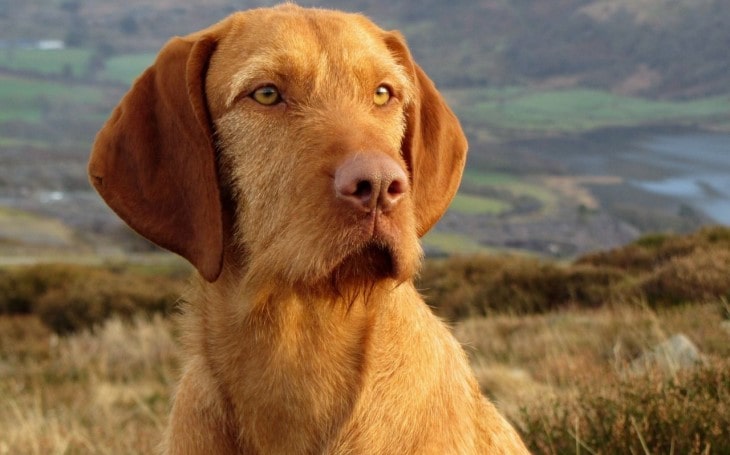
[520,359,730,454]
[418,255,627,319]
[640,248,730,306]
[420,226,730,320]
[0,264,185,333]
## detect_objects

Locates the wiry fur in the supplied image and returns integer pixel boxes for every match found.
[89,4,529,454]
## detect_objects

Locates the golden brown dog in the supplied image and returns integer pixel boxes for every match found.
[88,5,529,454]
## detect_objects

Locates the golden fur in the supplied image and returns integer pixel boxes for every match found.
[89,5,529,454]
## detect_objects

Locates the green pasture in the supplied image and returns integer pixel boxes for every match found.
[449,87,730,134]
[0,136,51,148]
[0,74,104,122]
[0,48,156,85]
[448,193,509,215]
[462,169,557,210]
[422,231,491,255]
[0,48,92,78]
[100,53,156,84]
[460,170,517,187]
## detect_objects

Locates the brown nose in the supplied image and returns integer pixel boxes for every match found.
[334,153,409,212]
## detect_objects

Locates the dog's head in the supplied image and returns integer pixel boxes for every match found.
[89,5,467,290]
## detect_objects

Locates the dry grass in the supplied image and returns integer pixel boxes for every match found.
[1,227,729,453]
[0,315,178,454]
[1,300,728,453]
[456,301,730,454]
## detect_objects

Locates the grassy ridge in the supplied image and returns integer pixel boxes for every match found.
[449,87,730,134]
[420,226,730,320]
[2,227,728,331]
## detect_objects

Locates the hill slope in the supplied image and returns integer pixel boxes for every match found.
[0,0,728,98]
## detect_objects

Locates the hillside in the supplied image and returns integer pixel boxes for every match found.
[1,228,729,453]
[1,0,729,260]
[1,0,728,98]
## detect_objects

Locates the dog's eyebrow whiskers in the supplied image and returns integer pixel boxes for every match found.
[226,58,284,107]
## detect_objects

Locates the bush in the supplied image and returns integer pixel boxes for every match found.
[578,226,730,272]
[418,255,627,319]
[520,360,730,454]
[0,264,186,334]
[641,248,730,306]
[420,227,730,320]
[0,265,79,314]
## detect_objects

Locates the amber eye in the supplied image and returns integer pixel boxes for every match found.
[374,85,392,106]
[251,85,282,106]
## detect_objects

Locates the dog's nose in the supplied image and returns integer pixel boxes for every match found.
[334,153,409,212]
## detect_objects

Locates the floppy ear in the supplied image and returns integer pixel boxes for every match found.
[386,32,468,237]
[88,29,226,282]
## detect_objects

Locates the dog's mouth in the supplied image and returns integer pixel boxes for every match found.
[332,240,399,285]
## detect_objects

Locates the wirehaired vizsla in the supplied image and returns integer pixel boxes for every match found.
[89,4,529,454]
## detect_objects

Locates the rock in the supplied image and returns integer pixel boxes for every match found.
[721,320,730,336]
[629,334,704,376]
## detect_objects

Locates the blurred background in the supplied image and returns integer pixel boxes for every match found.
[1,2,729,454]
[1,0,729,264]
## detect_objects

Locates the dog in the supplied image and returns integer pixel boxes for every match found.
[88,4,529,454]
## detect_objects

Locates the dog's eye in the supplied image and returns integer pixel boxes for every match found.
[373,85,392,106]
[251,86,282,106]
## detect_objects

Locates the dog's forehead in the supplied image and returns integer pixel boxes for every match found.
[230,6,387,55]
[207,7,407,110]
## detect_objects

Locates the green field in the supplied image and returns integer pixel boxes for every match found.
[100,53,156,84]
[448,193,509,215]
[422,231,491,255]
[0,48,92,77]
[449,87,730,134]
[0,74,105,122]
[0,49,155,85]
[462,170,557,212]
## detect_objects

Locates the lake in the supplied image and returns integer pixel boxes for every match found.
[510,127,730,228]
[631,133,730,224]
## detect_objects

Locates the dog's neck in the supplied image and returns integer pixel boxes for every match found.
[184,266,416,452]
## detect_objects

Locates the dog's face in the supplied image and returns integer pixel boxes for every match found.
[88,5,467,290]
[208,8,420,288]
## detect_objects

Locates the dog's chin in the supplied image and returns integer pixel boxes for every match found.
[298,237,420,297]
[336,241,399,282]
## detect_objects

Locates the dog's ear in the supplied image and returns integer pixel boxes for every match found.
[89,24,230,282]
[385,32,468,237]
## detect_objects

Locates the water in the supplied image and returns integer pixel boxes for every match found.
[631,133,730,224]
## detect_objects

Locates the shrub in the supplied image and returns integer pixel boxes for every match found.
[519,360,730,454]
[0,264,186,334]
[420,227,730,320]
[641,248,730,306]
[418,255,627,319]
[577,226,730,273]
[0,265,80,314]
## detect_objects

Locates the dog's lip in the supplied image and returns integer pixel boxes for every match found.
[352,210,394,240]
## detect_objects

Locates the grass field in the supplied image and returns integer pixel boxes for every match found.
[448,87,730,134]
[0,48,93,78]
[0,49,154,85]
[461,169,558,216]
[100,53,156,84]
[422,231,492,255]
[0,74,105,123]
